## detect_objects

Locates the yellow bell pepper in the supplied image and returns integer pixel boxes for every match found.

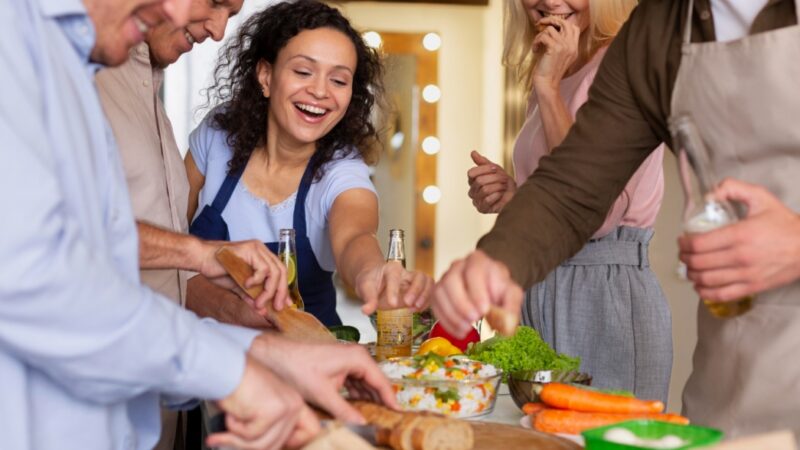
[416,337,462,357]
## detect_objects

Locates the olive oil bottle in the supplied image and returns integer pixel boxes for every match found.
[670,115,753,318]
[278,228,304,310]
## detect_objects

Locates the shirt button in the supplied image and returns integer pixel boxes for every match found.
[699,9,711,20]
[143,80,150,87]
[79,25,89,35]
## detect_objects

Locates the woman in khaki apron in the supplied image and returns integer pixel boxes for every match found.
[671,0,800,439]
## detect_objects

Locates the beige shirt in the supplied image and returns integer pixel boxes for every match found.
[96,43,190,306]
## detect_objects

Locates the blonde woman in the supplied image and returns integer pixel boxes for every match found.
[466,0,670,401]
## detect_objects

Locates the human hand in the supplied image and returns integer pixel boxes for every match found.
[532,16,580,92]
[432,250,523,339]
[467,151,516,214]
[209,356,320,450]
[249,334,399,423]
[678,178,800,301]
[356,261,434,315]
[197,239,290,311]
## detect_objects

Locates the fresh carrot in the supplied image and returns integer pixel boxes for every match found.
[540,383,664,414]
[533,409,690,435]
[522,402,548,416]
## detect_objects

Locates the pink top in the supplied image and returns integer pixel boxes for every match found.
[512,47,664,239]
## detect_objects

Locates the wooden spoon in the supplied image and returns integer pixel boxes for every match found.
[215,247,336,343]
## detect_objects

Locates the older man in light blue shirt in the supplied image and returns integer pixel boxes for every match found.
[0,0,315,448]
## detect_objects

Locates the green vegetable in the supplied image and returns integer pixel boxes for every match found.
[434,388,460,403]
[466,326,579,380]
[328,325,361,343]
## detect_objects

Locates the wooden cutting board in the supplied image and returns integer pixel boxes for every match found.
[471,422,581,450]
[371,422,581,450]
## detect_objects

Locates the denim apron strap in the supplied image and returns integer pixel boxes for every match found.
[188,167,244,241]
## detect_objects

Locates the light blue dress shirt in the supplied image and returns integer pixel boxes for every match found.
[0,0,259,449]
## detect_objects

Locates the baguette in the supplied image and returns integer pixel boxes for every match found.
[351,401,474,450]
[412,416,475,450]
[390,415,424,450]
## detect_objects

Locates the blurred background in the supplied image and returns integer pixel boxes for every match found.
[163,0,697,413]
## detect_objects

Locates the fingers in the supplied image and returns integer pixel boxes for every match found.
[468,176,509,199]
[433,259,479,339]
[345,378,381,404]
[695,281,754,303]
[462,259,492,320]
[401,271,433,309]
[357,268,381,315]
[314,389,367,424]
[208,414,289,450]
[679,244,742,272]
[284,406,321,449]
[470,150,491,166]
[686,265,752,290]
[713,178,774,215]
[467,163,500,184]
[678,223,742,254]
[381,262,402,309]
[347,350,399,409]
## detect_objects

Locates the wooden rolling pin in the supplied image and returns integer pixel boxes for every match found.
[215,247,336,343]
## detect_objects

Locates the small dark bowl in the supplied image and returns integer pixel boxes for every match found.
[508,370,592,410]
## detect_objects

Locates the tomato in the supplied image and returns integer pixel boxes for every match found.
[429,320,480,352]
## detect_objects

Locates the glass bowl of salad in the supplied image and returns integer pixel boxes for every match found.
[378,354,502,419]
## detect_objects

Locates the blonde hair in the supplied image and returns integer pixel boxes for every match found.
[503,0,639,91]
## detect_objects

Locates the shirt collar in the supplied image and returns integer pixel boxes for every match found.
[39,0,103,73]
[37,0,86,18]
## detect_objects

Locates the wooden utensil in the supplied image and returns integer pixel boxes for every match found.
[215,247,336,343]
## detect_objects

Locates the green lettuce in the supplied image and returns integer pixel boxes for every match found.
[466,326,579,379]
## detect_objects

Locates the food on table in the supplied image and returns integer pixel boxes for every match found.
[467,326,579,379]
[603,427,687,449]
[540,382,664,414]
[416,337,462,357]
[524,383,689,435]
[485,306,517,336]
[328,325,361,343]
[352,401,474,450]
[413,310,435,345]
[521,402,548,416]
[429,320,480,352]
[379,354,500,418]
[532,410,690,435]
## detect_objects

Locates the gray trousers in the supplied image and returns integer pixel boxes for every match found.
[522,226,672,403]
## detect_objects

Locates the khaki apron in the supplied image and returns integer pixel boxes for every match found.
[672,0,800,440]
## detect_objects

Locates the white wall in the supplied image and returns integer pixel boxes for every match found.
[340,0,505,278]
[162,0,696,412]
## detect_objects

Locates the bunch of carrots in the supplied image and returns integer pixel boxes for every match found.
[523,383,690,435]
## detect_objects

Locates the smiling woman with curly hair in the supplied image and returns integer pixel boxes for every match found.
[185,0,433,327]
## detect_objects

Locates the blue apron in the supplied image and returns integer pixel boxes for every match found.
[189,157,341,326]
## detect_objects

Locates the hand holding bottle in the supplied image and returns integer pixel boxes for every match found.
[356,261,433,315]
[679,178,800,303]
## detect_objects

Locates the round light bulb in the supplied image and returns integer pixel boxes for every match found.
[362,31,382,49]
[422,185,442,204]
[421,136,440,155]
[422,85,441,103]
[422,33,441,51]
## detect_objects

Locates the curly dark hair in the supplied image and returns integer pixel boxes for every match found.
[204,0,384,179]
